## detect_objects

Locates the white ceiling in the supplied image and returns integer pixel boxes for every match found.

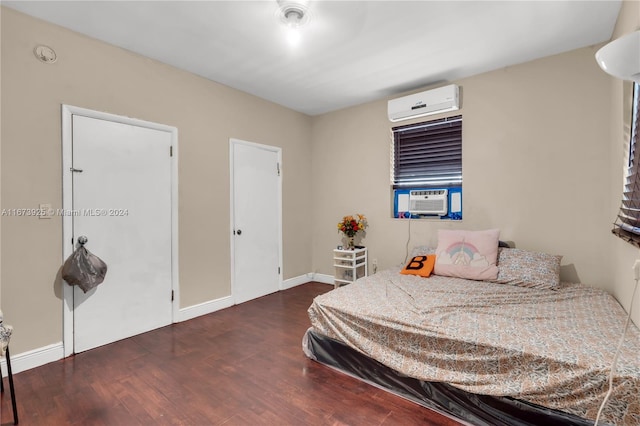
[4,0,622,116]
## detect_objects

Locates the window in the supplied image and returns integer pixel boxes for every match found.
[391,115,462,219]
[613,82,640,246]
[391,115,462,188]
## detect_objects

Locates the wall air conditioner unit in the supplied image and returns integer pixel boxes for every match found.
[388,84,459,122]
[409,189,448,215]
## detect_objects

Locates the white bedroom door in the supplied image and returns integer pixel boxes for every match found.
[230,139,282,304]
[65,110,176,353]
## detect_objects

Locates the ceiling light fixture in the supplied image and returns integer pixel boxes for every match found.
[276,0,311,47]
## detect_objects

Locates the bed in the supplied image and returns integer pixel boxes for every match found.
[302,234,640,425]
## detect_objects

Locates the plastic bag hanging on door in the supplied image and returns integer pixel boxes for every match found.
[62,244,108,293]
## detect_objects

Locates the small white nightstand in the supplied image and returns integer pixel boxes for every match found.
[333,247,368,288]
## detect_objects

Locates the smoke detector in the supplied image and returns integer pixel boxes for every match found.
[34,45,57,64]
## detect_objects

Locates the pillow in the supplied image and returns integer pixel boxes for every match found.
[492,247,562,290]
[400,255,436,277]
[410,245,436,258]
[434,229,500,281]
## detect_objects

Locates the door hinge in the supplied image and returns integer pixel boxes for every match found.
[170,146,173,157]
[278,267,281,274]
[277,162,280,176]
[171,290,174,301]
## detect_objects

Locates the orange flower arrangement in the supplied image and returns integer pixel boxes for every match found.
[337,214,368,248]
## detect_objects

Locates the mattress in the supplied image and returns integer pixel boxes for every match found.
[306,267,640,425]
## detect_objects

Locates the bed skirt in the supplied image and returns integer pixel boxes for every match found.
[302,328,593,426]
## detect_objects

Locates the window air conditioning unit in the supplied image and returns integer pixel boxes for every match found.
[409,189,448,215]
[388,84,459,122]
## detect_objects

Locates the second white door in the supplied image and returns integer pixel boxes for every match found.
[231,139,282,304]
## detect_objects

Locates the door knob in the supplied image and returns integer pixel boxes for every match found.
[236,229,242,235]
[77,236,88,245]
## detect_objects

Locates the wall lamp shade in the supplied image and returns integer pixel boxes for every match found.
[595,30,640,83]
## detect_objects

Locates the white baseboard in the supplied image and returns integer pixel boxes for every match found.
[1,342,64,377]
[283,273,333,288]
[175,295,234,322]
[311,273,334,285]
[283,273,313,289]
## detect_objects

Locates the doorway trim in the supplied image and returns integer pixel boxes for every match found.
[61,104,179,357]
[229,138,283,304]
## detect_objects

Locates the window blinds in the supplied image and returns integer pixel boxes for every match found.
[391,115,462,188]
[613,83,640,247]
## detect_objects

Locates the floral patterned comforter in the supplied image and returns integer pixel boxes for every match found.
[307,268,640,425]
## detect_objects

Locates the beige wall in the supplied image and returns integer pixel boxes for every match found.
[312,45,611,279]
[311,8,640,326]
[608,0,640,326]
[1,7,312,354]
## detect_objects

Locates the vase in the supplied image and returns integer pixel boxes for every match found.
[347,236,355,250]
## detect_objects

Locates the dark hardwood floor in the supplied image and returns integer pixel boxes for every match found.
[1,282,463,425]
